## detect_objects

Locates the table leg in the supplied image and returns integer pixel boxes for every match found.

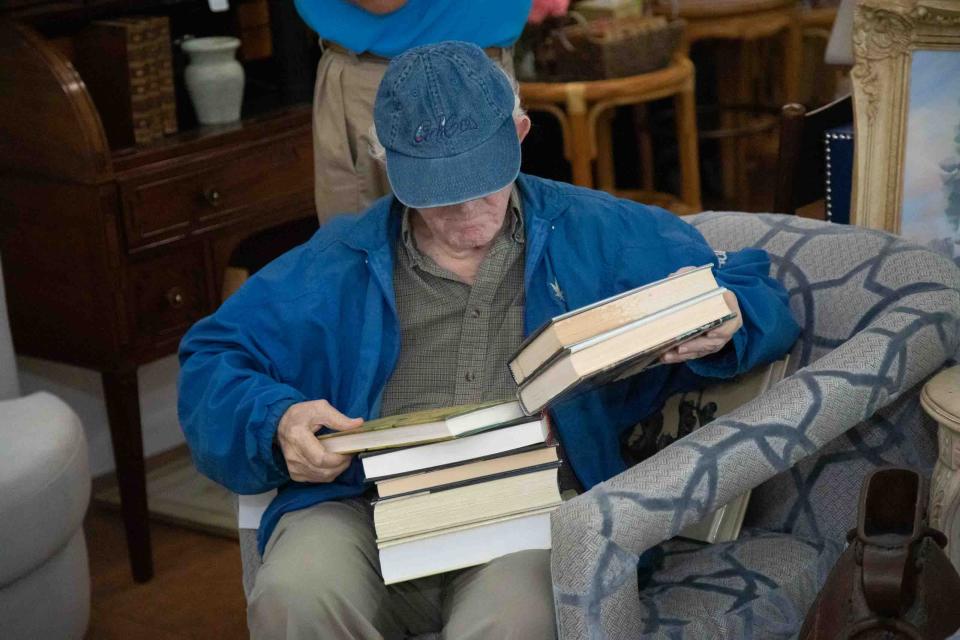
[102,368,154,582]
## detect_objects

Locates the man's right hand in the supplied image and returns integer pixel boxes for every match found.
[275,400,364,483]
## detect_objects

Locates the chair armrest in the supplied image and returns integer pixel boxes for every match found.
[236,490,275,600]
[552,287,960,639]
[238,490,276,531]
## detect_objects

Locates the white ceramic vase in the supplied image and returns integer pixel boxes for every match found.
[182,36,245,125]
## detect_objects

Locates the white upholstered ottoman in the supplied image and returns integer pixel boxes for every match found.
[0,391,91,640]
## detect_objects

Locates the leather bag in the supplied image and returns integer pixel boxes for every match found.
[799,467,960,639]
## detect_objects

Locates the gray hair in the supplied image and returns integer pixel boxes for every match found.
[367,65,525,164]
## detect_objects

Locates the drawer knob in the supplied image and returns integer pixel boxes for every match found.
[204,188,222,207]
[166,287,186,309]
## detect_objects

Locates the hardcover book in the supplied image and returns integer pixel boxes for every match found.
[374,445,559,499]
[516,287,735,413]
[360,418,551,480]
[377,508,554,585]
[74,18,165,148]
[373,467,562,543]
[317,399,525,454]
[509,265,720,384]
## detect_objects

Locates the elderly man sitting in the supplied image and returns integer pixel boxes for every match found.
[177,41,800,639]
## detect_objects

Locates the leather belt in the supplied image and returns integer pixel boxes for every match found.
[324,41,507,63]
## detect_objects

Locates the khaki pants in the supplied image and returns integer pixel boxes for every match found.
[247,499,556,639]
[311,47,516,223]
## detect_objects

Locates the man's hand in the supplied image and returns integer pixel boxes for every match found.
[276,400,364,483]
[660,268,743,364]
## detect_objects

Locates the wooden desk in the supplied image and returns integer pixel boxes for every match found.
[0,20,314,582]
[520,56,702,215]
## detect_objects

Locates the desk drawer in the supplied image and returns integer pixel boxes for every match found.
[128,247,210,349]
[119,135,312,249]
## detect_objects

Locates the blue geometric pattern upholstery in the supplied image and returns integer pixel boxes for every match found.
[637,529,842,639]
[552,213,960,639]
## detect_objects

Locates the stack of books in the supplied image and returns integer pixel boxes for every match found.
[510,264,736,413]
[74,16,178,149]
[319,400,561,584]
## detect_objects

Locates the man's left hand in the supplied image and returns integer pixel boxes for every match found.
[660,286,742,364]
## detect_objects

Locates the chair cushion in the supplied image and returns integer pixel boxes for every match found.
[636,529,842,639]
[0,392,89,585]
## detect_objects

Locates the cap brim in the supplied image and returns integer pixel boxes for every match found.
[384,116,521,209]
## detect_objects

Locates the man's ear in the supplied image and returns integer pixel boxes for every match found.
[516,115,532,143]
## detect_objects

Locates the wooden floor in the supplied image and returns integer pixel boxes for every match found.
[85,506,247,639]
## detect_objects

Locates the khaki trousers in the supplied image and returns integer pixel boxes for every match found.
[247,499,556,640]
[311,47,516,223]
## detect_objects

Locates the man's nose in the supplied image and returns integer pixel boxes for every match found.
[455,199,482,214]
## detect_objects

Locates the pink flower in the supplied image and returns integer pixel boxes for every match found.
[528,0,570,24]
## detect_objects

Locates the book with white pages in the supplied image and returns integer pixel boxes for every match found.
[317,399,525,454]
[375,445,559,499]
[509,264,719,384]
[378,508,555,585]
[361,417,550,480]
[517,287,735,413]
[373,467,561,543]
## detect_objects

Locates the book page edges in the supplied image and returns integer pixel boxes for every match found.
[508,265,715,372]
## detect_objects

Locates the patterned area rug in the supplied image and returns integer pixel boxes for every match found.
[95,450,236,539]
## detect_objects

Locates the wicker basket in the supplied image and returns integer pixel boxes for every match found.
[535,14,684,82]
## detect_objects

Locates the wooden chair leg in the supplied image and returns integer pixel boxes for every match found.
[716,41,742,206]
[734,39,756,211]
[783,11,803,104]
[675,81,702,212]
[633,105,656,192]
[595,108,616,192]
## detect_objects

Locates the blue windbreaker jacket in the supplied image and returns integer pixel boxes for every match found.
[177,174,801,553]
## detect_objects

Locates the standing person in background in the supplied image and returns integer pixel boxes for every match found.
[293,0,533,222]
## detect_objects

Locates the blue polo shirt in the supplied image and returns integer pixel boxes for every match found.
[293,0,532,57]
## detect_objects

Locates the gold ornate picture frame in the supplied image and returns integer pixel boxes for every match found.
[851,0,960,262]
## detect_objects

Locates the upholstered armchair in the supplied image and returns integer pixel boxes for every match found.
[553,212,960,639]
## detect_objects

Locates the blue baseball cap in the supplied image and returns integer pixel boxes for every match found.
[373,41,520,208]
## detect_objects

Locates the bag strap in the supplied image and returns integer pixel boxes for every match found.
[861,542,914,617]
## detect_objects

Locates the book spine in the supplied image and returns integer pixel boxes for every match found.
[141,18,165,143]
[151,17,178,136]
[373,461,562,502]
[120,19,159,146]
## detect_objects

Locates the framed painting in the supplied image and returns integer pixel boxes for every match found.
[850,0,960,265]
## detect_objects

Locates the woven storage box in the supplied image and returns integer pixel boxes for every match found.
[536,15,684,81]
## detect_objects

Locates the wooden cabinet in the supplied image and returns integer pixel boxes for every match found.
[0,17,315,581]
